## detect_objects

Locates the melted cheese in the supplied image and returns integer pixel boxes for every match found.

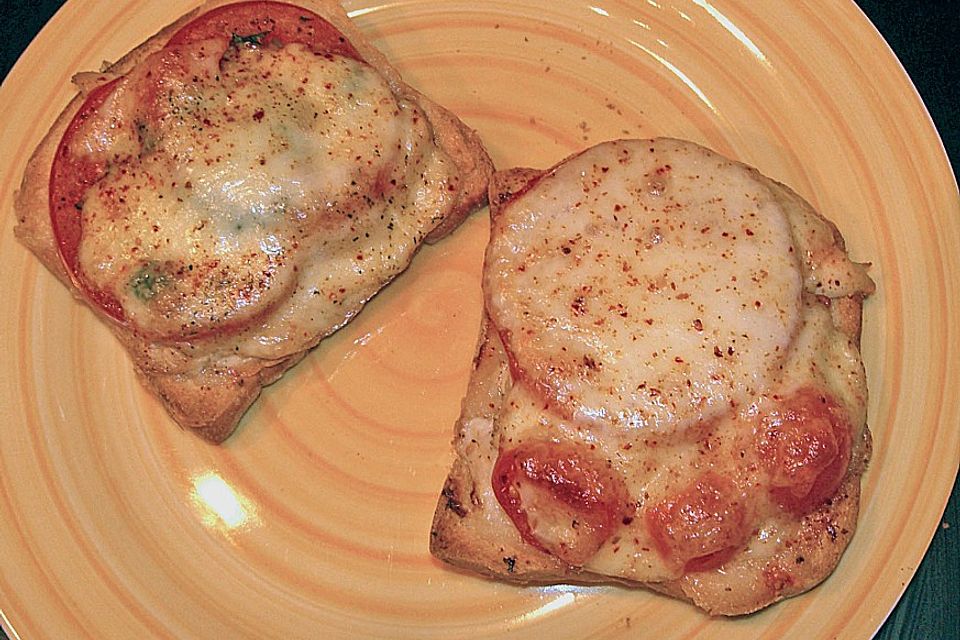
[479,138,873,583]
[485,139,803,433]
[74,39,455,358]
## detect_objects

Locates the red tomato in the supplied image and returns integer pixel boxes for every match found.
[48,2,359,327]
[645,472,749,573]
[756,388,852,514]
[167,1,360,59]
[49,78,126,321]
[492,440,630,566]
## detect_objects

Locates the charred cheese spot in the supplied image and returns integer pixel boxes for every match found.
[756,387,852,514]
[492,440,630,566]
[71,39,454,346]
[645,472,750,572]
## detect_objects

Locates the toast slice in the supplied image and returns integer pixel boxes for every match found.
[431,138,874,615]
[15,0,493,442]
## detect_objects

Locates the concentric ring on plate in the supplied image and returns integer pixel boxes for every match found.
[1,1,956,639]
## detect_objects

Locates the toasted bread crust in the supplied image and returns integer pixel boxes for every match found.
[15,0,493,443]
[431,154,873,615]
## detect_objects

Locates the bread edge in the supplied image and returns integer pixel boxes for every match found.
[13,0,494,443]
[429,150,874,615]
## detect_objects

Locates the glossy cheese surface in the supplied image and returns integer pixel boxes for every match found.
[479,138,873,583]
[486,139,803,433]
[73,38,455,357]
[486,296,866,581]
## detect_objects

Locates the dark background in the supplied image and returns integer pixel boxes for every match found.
[1,1,956,638]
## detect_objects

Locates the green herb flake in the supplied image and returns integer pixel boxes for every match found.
[230,30,270,47]
[130,265,166,301]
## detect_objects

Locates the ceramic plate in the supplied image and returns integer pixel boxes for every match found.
[1,1,957,638]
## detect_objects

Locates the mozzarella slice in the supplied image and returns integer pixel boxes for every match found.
[485,139,803,433]
[75,40,453,347]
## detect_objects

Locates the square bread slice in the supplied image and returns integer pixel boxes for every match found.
[15,0,493,442]
[430,138,874,615]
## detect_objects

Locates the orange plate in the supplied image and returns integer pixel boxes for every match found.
[0,1,958,638]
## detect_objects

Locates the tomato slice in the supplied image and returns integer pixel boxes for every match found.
[48,2,361,329]
[756,387,852,514]
[49,77,126,321]
[167,1,360,59]
[492,440,630,566]
[645,472,749,573]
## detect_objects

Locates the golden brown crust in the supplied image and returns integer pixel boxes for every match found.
[135,351,307,443]
[430,151,874,615]
[14,0,492,443]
